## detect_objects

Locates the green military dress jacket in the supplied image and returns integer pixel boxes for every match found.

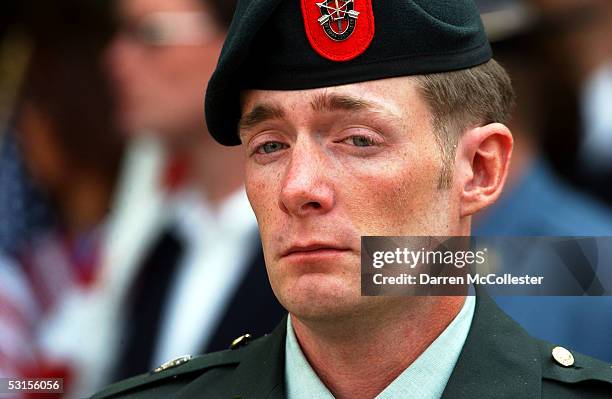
[92,293,612,398]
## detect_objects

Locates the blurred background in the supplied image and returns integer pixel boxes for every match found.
[0,0,611,397]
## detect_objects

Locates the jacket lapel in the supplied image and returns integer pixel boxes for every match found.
[442,289,542,399]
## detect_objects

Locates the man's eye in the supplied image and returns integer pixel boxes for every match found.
[345,136,375,147]
[256,141,287,154]
[129,23,169,45]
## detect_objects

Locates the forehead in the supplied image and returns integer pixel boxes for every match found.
[240,76,429,122]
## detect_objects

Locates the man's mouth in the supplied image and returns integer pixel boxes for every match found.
[281,243,351,260]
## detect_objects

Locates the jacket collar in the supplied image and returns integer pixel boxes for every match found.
[230,316,288,398]
[441,289,542,399]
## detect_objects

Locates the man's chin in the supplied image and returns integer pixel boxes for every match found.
[289,302,360,323]
[279,279,366,322]
[115,113,148,136]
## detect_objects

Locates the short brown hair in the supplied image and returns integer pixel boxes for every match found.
[415,59,515,188]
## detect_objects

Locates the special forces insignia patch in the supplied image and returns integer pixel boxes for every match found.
[301,0,375,62]
[316,0,359,41]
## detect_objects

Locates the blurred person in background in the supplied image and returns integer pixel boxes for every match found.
[474,0,612,362]
[0,2,55,272]
[102,0,285,383]
[529,0,612,203]
[0,0,123,392]
[0,3,53,390]
[0,0,125,396]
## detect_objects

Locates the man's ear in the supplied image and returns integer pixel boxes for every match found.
[455,123,513,217]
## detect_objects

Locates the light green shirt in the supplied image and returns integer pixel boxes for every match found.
[285,296,476,399]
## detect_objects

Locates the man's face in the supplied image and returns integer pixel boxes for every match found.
[106,0,224,140]
[240,77,464,320]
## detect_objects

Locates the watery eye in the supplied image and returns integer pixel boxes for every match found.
[257,141,287,154]
[347,136,374,147]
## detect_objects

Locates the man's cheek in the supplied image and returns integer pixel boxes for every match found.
[246,179,275,216]
[355,178,437,233]
[344,184,411,233]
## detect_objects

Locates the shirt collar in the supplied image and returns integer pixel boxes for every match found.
[285,296,476,399]
[171,187,257,244]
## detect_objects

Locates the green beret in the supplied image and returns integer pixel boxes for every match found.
[205,0,492,146]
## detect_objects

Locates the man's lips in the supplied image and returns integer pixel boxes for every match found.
[281,243,352,259]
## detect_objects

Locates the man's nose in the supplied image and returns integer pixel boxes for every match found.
[279,146,335,217]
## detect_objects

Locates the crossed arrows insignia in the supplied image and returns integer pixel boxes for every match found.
[316,0,360,27]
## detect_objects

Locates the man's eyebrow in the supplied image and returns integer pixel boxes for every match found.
[238,93,397,139]
[238,104,285,132]
[310,93,381,113]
